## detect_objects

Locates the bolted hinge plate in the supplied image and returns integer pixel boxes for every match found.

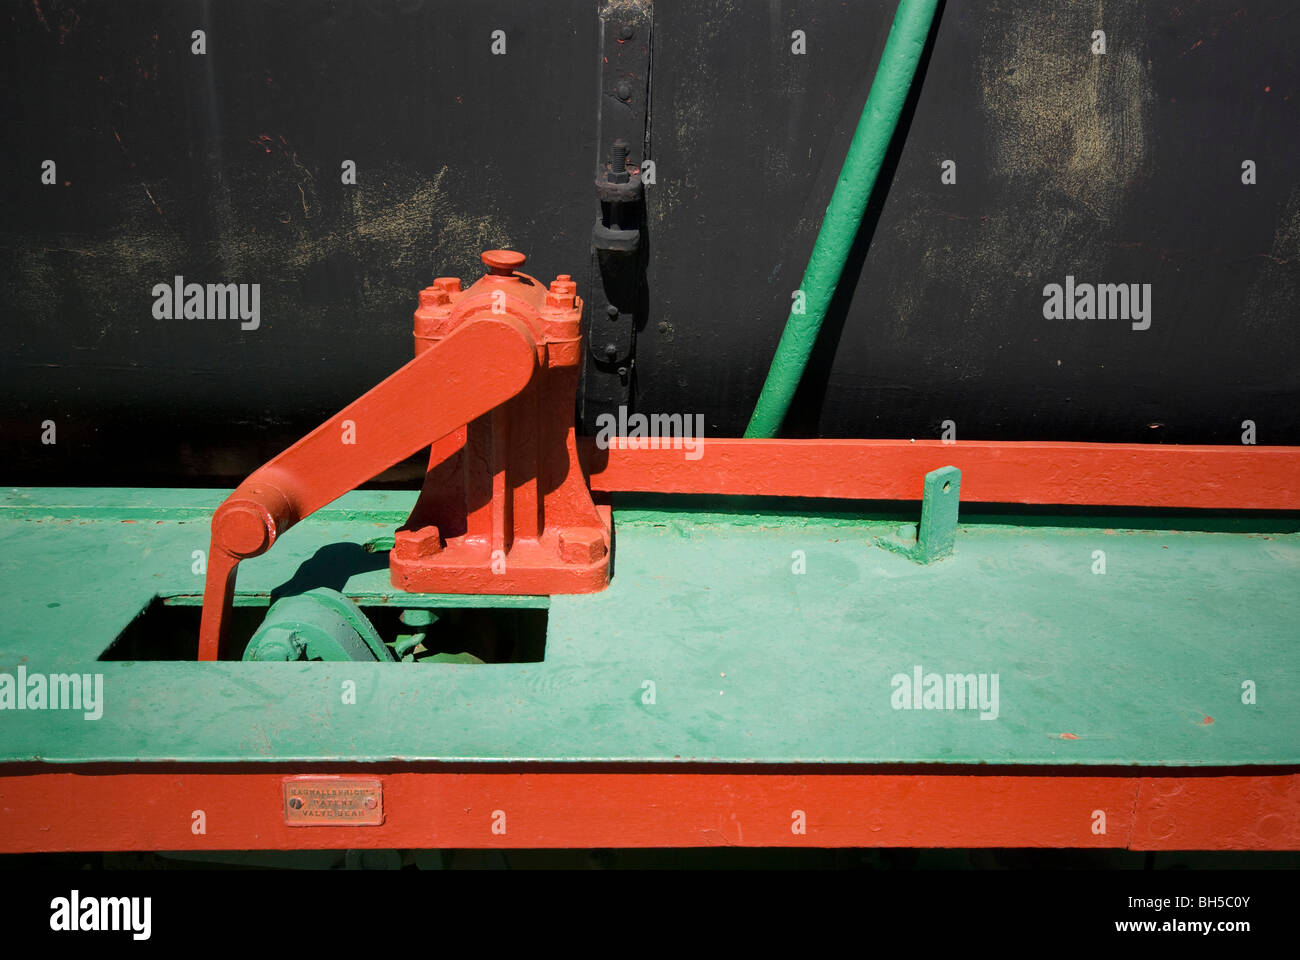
[582,0,653,432]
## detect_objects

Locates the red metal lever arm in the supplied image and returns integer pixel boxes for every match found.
[197,316,540,661]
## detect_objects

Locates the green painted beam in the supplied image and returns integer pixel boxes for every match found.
[0,488,1296,767]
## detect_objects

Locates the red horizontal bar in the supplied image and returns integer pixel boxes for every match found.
[583,439,1299,510]
[1130,775,1300,850]
[1,772,1295,851]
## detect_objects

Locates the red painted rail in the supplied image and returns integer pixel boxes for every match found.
[585,439,1300,510]
[0,771,1294,851]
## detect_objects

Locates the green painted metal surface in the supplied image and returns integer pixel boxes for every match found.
[0,487,1297,766]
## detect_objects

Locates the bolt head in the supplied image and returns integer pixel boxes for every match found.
[606,304,620,318]
[618,24,635,40]
[616,81,632,101]
[546,275,578,309]
[603,343,618,360]
[559,528,607,565]
[394,525,443,559]
[400,608,437,627]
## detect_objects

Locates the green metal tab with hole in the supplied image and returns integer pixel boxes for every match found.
[878,466,961,563]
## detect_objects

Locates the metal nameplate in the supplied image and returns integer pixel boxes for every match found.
[282,776,384,826]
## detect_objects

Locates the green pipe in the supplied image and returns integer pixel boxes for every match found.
[744,0,940,438]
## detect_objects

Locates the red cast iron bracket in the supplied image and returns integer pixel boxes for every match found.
[198,251,612,661]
